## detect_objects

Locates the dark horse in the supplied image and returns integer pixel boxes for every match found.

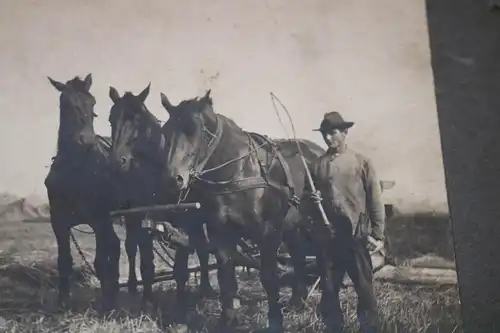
[107,84,216,307]
[45,74,123,311]
[156,89,325,332]
[107,85,325,331]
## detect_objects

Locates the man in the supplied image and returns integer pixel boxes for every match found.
[301,111,385,333]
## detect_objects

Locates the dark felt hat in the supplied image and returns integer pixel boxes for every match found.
[313,112,354,132]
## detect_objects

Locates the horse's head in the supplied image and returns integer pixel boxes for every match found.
[48,74,97,149]
[160,89,217,193]
[108,83,164,173]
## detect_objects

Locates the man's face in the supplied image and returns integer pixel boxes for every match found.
[322,128,347,149]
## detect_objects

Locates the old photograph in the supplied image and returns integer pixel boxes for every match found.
[0,0,461,332]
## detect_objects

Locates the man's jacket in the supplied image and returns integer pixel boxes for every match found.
[300,147,385,241]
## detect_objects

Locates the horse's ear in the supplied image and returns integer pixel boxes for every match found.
[204,89,211,99]
[160,92,174,114]
[138,83,151,103]
[83,73,92,91]
[109,86,121,103]
[48,77,66,92]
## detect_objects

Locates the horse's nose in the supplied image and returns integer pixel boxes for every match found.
[79,132,95,146]
[120,156,130,169]
[176,175,184,188]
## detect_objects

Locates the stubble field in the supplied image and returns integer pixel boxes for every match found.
[0,199,462,333]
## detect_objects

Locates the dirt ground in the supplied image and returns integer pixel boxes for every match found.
[0,211,462,333]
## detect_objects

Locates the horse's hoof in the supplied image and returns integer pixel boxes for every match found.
[100,297,117,314]
[252,326,283,333]
[57,301,70,312]
[262,318,284,333]
[284,298,306,313]
[167,323,189,333]
[217,310,248,332]
[218,321,251,333]
[57,295,71,312]
[141,295,158,312]
[253,323,284,333]
[199,285,217,298]
[99,304,115,316]
[128,283,138,294]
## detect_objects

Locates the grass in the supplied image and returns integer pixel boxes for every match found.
[0,212,462,332]
[384,211,456,265]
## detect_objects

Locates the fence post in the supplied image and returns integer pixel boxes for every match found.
[426,1,500,332]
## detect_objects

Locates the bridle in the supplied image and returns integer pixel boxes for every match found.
[174,112,224,203]
[130,118,166,169]
[171,111,274,204]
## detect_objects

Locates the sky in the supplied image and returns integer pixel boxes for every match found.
[0,0,448,213]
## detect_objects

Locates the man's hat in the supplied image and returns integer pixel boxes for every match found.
[313,111,354,132]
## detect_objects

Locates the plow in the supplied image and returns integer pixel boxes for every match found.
[109,201,321,290]
[24,179,458,290]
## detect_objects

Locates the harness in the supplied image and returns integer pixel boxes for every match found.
[180,114,299,207]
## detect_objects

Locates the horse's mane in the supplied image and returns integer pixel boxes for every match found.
[66,76,90,93]
[96,135,112,151]
[218,114,245,132]
[121,92,162,125]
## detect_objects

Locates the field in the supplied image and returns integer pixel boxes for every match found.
[0,197,462,333]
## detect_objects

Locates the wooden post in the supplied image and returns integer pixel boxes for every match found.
[425,1,500,332]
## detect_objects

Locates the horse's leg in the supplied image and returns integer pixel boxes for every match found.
[51,219,73,309]
[125,219,139,293]
[105,222,121,306]
[190,224,216,297]
[282,228,308,310]
[173,246,190,325]
[259,232,284,332]
[93,222,119,312]
[92,224,110,311]
[214,235,239,331]
[137,227,155,305]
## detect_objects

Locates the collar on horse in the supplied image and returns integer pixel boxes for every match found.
[181,114,299,207]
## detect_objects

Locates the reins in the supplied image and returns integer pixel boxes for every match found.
[180,114,273,188]
[170,110,298,210]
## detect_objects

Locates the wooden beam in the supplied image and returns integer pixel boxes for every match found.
[426,0,500,331]
[109,202,201,218]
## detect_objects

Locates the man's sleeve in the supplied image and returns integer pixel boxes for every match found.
[363,158,386,240]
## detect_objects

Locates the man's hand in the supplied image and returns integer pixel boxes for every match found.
[310,190,323,203]
[367,236,384,253]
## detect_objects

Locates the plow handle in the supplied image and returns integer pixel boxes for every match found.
[301,156,330,226]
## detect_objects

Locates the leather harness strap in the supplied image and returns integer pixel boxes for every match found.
[189,116,299,207]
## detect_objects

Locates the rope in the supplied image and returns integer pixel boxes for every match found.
[270,94,291,138]
[269,92,306,158]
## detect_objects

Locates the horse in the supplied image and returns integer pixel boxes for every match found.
[107,84,216,308]
[45,74,124,311]
[154,88,325,332]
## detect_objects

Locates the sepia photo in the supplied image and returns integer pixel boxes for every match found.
[2,0,491,332]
